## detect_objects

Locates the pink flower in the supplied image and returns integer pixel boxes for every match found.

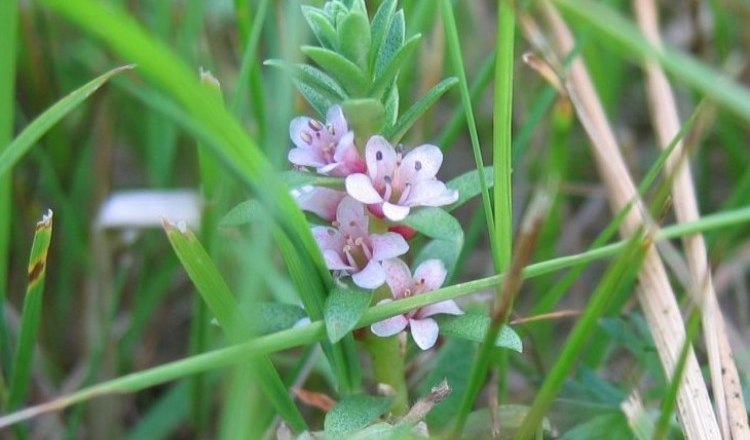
[345,136,459,221]
[291,185,346,221]
[312,197,409,289]
[288,105,366,177]
[370,258,463,350]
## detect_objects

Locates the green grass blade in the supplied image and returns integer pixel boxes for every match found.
[162,220,307,431]
[515,233,647,438]
[1,202,749,429]
[0,0,19,403]
[7,211,53,410]
[440,0,499,263]
[554,0,750,123]
[0,64,132,181]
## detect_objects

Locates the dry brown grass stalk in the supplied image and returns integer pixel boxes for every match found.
[539,3,721,438]
[633,0,750,437]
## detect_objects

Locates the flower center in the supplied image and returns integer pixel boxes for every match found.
[342,234,372,270]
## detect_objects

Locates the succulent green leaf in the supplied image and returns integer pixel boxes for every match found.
[293,78,335,116]
[368,34,421,99]
[369,0,397,73]
[403,207,463,276]
[383,82,399,129]
[374,9,404,78]
[337,11,371,71]
[446,166,494,210]
[264,59,347,101]
[435,314,523,352]
[281,170,343,189]
[302,46,368,97]
[324,395,393,440]
[238,301,308,336]
[385,77,458,144]
[301,5,337,49]
[341,98,385,145]
[324,285,372,343]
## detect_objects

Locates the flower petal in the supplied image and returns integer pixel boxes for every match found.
[294,186,346,221]
[365,136,397,183]
[312,226,344,252]
[405,180,458,207]
[371,314,409,337]
[335,196,369,236]
[322,249,352,271]
[400,144,443,182]
[418,300,463,318]
[371,232,409,261]
[332,132,365,176]
[327,105,348,138]
[352,260,386,289]
[409,318,439,350]
[288,147,326,168]
[413,259,447,291]
[289,117,313,149]
[345,174,383,204]
[382,202,410,221]
[382,258,412,299]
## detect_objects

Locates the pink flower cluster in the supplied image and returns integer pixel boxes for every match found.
[289,105,461,349]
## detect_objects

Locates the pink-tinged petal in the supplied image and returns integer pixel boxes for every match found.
[405,180,458,207]
[312,226,344,251]
[335,196,368,236]
[352,260,386,289]
[294,186,346,221]
[417,300,463,319]
[409,318,439,350]
[382,202,410,221]
[365,136,397,183]
[317,162,340,175]
[333,132,366,175]
[345,174,383,204]
[371,314,409,337]
[289,117,313,148]
[401,144,443,182]
[371,232,409,261]
[382,258,412,299]
[413,259,447,291]
[288,147,326,168]
[322,249,352,271]
[327,105,348,137]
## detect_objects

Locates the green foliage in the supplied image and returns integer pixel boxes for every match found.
[324,285,373,343]
[435,314,522,352]
[324,395,393,439]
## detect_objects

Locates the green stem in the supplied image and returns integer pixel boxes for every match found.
[362,331,408,415]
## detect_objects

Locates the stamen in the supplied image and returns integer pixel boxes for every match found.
[343,245,358,268]
[300,131,313,144]
[308,119,324,130]
[404,288,412,297]
[382,177,393,202]
[398,183,412,205]
[354,237,372,260]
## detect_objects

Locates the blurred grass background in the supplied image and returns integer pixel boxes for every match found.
[2,0,750,438]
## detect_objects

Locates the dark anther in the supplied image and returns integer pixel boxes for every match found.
[415,161,422,171]
[384,175,392,184]
[376,151,383,161]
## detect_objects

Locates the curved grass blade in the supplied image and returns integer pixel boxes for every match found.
[7,211,53,410]
[162,220,307,431]
[1,203,749,428]
[0,65,133,180]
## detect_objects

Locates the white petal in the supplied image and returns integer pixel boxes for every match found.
[295,187,346,221]
[382,258,412,299]
[335,196,369,235]
[371,232,409,261]
[401,144,443,182]
[352,260,386,289]
[288,147,325,168]
[410,318,439,350]
[322,249,352,271]
[418,300,463,318]
[382,202,410,221]
[413,259,447,291]
[345,174,383,204]
[327,105,348,137]
[312,226,344,252]
[371,314,409,337]
[364,136,397,182]
[405,180,457,207]
[289,117,313,148]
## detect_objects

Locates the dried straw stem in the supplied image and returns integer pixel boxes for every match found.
[633,0,750,437]
[541,4,721,439]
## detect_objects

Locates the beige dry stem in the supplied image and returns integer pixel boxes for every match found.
[541,3,721,438]
[633,0,750,438]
